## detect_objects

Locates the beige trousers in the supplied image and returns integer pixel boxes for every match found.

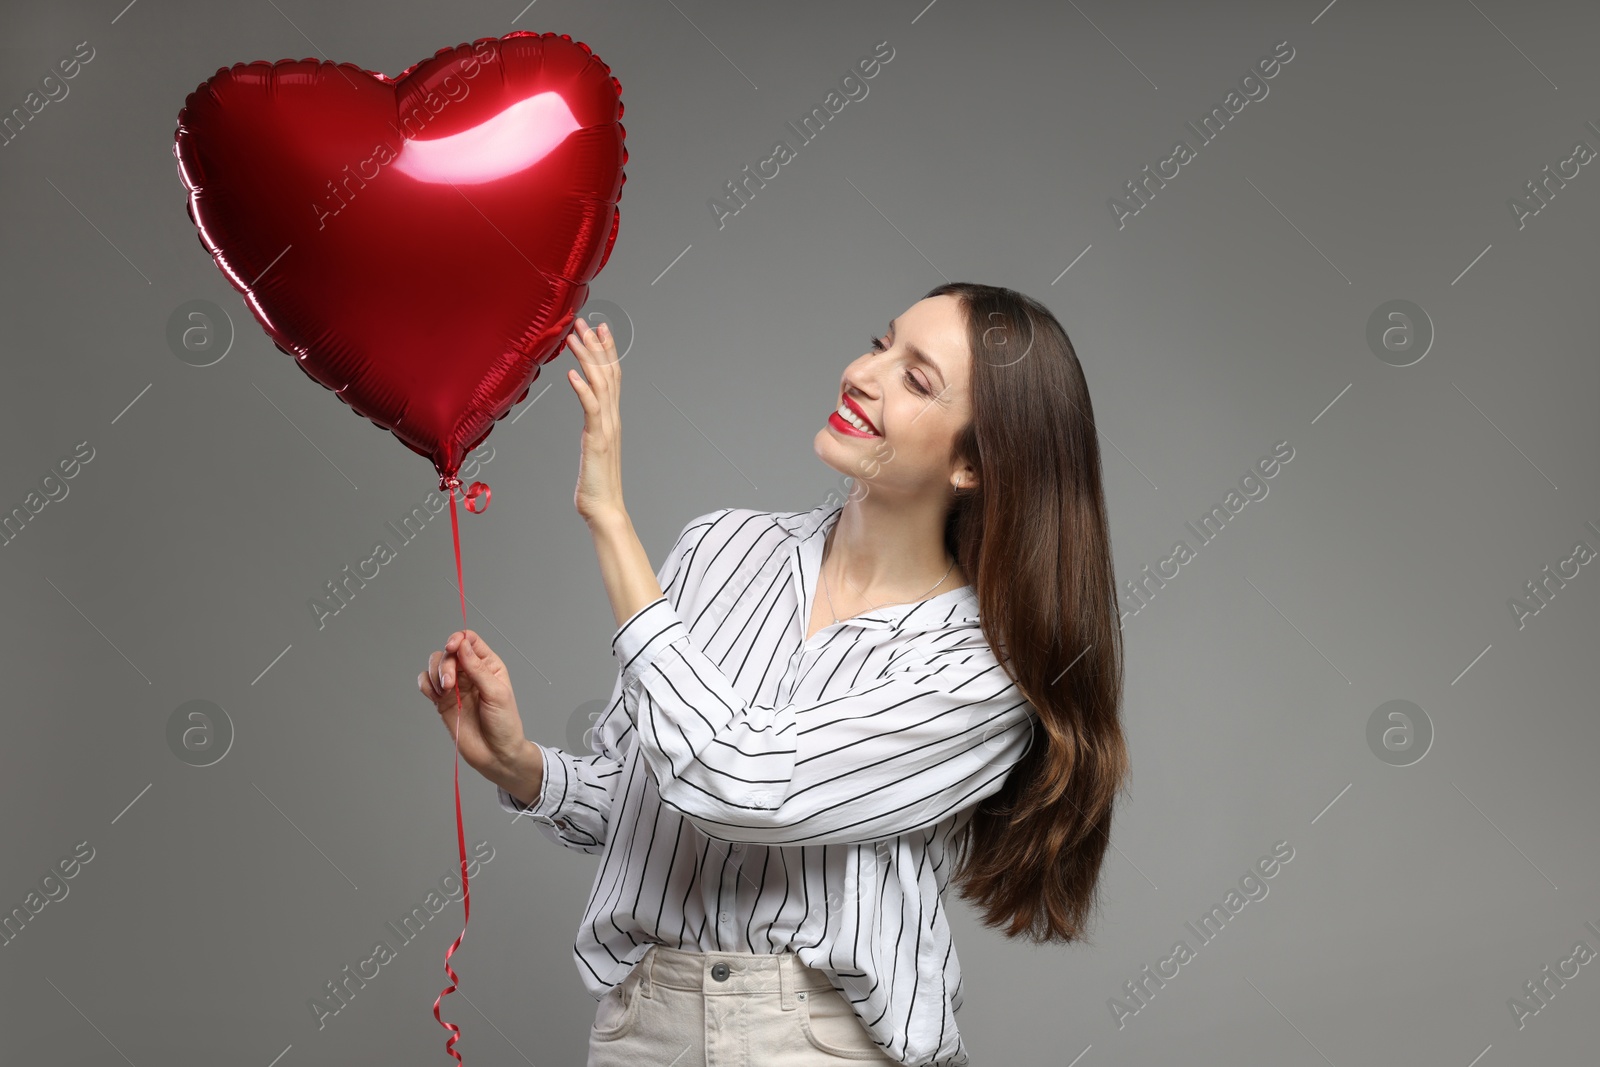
[586,943,901,1066]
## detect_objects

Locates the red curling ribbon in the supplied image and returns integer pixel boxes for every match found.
[432,476,475,1063]
[464,481,492,514]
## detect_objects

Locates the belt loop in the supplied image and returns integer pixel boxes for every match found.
[638,945,656,999]
[779,950,796,1011]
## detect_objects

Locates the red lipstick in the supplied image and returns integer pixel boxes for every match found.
[831,393,879,436]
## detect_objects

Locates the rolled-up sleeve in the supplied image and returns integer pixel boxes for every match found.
[611,600,1037,847]
[496,740,619,854]
[497,508,730,853]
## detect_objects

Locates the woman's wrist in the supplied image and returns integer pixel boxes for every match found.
[584,504,631,537]
[492,739,544,807]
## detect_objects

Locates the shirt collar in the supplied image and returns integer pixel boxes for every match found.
[774,500,980,633]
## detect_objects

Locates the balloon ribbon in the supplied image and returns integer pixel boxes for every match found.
[432,479,472,1064]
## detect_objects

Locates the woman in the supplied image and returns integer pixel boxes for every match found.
[418,282,1129,1066]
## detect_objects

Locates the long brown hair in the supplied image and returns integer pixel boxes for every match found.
[930,281,1129,944]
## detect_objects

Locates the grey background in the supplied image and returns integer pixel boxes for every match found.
[2,0,1597,1064]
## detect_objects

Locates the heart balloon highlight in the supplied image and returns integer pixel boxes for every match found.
[174,31,627,485]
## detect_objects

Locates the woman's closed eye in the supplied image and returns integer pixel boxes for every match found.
[868,334,929,396]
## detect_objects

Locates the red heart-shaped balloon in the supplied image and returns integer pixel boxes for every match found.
[174,31,626,485]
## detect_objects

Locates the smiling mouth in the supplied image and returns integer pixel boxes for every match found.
[834,394,879,435]
[831,409,879,438]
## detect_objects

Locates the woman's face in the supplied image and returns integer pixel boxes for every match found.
[814,294,973,499]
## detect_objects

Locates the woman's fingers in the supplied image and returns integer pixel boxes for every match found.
[565,329,588,369]
[426,649,445,695]
[566,318,598,372]
[457,629,504,675]
[567,317,618,380]
[567,357,598,418]
[566,316,620,396]
[424,641,462,697]
[454,629,486,682]
[427,629,503,696]
[440,630,472,689]
[594,322,619,379]
[420,657,450,707]
[568,319,618,424]
[578,318,619,368]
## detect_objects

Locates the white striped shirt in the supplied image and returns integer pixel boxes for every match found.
[499,501,1037,1066]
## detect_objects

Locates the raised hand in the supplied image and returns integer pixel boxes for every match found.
[564,316,626,526]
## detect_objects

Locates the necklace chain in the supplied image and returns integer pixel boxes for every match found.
[819,525,956,624]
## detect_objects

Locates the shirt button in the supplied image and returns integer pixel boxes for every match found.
[731,843,742,851]
[711,962,730,981]
[719,911,729,922]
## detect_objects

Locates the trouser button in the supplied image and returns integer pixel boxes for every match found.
[710,962,730,981]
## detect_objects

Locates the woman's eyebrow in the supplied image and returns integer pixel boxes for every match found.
[888,317,947,387]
